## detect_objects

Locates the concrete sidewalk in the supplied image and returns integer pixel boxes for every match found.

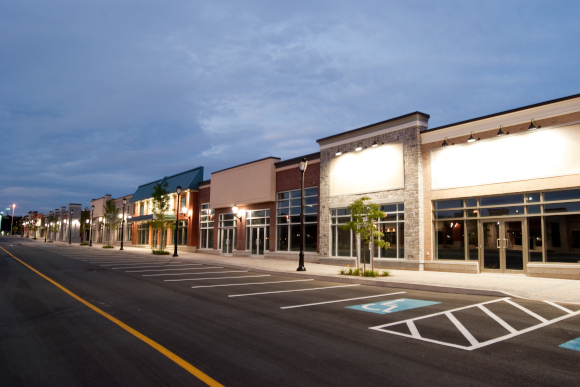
[20,238,580,304]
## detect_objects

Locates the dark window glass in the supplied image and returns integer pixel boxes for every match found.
[526,193,541,203]
[434,220,465,260]
[528,217,542,262]
[434,199,463,210]
[304,196,318,206]
[304,224,317,252]
[278,192,289,200]
[290,190,302,198]
[304,187,318,197]
[466,198,478,207]
[337,209,350,216]
[434,210,464,219]
[337,226,351,257]
[466,219,478,260]
[381,204,397,213]
[527,205,541,214]
[398,203,405,212]
[380,223,397,258]
[480,206,524,217]
[290,224,301,251]
[544,189,580,202]
[480,194,523,206]
[545,215,580,263]
[544,202,580,214]
[277,225,288,251]
[305,206,318,214]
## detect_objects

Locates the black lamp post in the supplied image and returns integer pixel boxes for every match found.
[89,205,94,246]
[120,198,126,250]
[68,209,74,244]
[44,219,47,243]
[297,157,308,271]
[173,186,182,257]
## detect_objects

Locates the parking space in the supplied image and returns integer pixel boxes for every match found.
[33,244,580,353]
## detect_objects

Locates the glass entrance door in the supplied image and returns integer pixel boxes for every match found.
[249,227,269,255]
[482,219,525,273]
[221,228,235,254]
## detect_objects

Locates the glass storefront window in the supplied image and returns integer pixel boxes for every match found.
[434,220,465,260]
[331,204,404,259]
[528,217,542,262]
[545,214,580,263]
[434,199,463,210]
[277,187,318,252]
[200,204,214,249]
[544,189,580,202]
[480,194,523,206]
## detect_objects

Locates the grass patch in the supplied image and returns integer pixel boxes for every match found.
[339,267,390,277]
[47,240,53,243]
[102,245,114,249]
[80,242,89,246]
[152,250,170,255]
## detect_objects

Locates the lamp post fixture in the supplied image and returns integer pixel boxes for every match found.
[44,219,47,243]
[173,186,182,257]
[297,157,308,271]
[10,204,15,235]
[120,198,127,250]
[68,209,74,244]
[89,205,94,246]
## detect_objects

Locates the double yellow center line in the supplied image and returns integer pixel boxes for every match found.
[0,246,224,387]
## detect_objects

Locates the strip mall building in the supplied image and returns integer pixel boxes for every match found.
[128,93,580,280]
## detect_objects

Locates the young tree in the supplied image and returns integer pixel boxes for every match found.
[30,220,40,239]
[340,196,390,273]
[46,214,56,240]
[103,200,120,247]
[149,181,173,252]
[79,210,91,242]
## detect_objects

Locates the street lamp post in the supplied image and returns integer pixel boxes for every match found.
[173,186,182,257]
[297,157,308,271]
[89,205,94,246]
[120,198,126,250]
[68,209,74,244]
[10,204,15,235]
[44,219,47,243]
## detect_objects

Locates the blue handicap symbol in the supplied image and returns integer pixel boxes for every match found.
[559,337,580,352]
[346,298,440,315]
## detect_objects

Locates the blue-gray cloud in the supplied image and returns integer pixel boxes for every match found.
[1,0,579,215]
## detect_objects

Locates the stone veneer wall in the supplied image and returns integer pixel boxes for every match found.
[318,125,425,268]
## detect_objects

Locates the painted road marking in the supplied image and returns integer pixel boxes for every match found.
[112,264,202,270]
[192,279,314,289]
[229,284,360,298]
[281,292,406,309]
[143,270,246,277]
[559,337,580,352]
[370,298,580,351]
[346,298,440,315]
[165,275,271,282]
[127,267,223,273]
[99,261,175,266]
[0,245,224,387]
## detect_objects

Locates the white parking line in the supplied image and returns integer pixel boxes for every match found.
[191,279,314,289]
[165,275,270,282]
[143,270,246,277]
[99,261,174,266]
[126,267,222,273]
[112,264,202,270]
[370,298,580,351]
[280,291,406,309]
[229,284,360,298]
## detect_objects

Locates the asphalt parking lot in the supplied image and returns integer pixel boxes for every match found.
[2,239,580,386]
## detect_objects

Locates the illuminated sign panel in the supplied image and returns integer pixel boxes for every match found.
[430,124,580,190]
[330,143,404,196]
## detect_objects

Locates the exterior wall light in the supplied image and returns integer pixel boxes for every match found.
[371,139,378,147]
[173,186,182,257]
[497,125,509,136]
[355,143,363,151]
[335,150,342,156]
[442,137,450,147]
[528,119,541,130]
[467,132,479,143]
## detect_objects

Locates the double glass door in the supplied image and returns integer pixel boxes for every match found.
[482,219,525,273]
[221,228,236,254]
[248,226,269,255]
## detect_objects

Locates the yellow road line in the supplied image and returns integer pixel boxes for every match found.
[0,246,224,387]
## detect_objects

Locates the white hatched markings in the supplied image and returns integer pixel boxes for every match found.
[143,270,245,277]
[229,284,360,298]
[281,291,407,309]
[370,297,580,351]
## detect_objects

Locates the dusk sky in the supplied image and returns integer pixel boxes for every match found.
[2,0,579,216]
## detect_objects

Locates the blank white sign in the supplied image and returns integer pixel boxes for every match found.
[330,143,404,196]
[430,124,580,190]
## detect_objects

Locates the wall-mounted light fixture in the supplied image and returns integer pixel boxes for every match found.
[335,149,342,156]
[371,138,378,147]
[528,119,541,131]
[442,137,450,147]
[467,132,479,143]
[355,143,363,151]
[232,205,245,220]
[497,125,509,136]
